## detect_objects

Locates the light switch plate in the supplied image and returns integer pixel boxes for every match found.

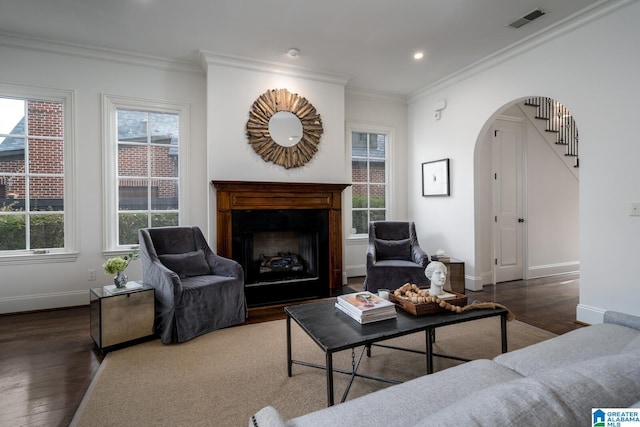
[631,202,640,216]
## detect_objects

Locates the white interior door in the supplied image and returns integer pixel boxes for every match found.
[492,118,524,283]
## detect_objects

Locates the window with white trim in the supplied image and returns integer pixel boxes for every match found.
[0,86,75,256]
[350,128,389,235]
[103,95,189,251]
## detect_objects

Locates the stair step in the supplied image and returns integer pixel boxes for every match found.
[521,97,579,170]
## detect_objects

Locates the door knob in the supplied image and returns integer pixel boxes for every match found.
[518,218,525,223]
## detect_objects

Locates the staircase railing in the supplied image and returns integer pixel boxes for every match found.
[524,97,579,167]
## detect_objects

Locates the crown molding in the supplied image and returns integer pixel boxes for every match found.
[0,31,203,75]
[345,87,407,105]
[199,50,351,87]
[407,0,633,103]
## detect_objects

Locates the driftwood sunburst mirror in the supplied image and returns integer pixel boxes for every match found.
[246,88,323,169]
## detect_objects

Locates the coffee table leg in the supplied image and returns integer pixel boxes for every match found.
[326,352,334,406]
[426,328,434,374]
[286,314,292,377]
[501,312,508,353]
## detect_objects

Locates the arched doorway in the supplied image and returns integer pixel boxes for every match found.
[474,96,580,286]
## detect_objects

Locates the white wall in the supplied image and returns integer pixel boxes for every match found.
[407,0,640,323]
[344,89,408,278]
[201,54,351,246]
[474,104,579,284]
[522,106,579,277]
[0,38,207,313]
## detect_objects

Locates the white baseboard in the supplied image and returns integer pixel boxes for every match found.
[465,275,484,292]
[345,265,366,278]
[527,261,579,279]
[576,303,606,325]
[0,291,88,314]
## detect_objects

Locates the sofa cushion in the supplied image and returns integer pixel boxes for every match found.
[623,335,640,353]
[374,238,411,261]
[494,323,640,376]
[418,352,640,427]
[285,360,523,427]
[159,250,210,278]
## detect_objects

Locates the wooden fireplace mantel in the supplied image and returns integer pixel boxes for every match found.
[211,181,350,291]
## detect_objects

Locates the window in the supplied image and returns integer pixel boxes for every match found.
[350,128,389,235]
[0,85,75,257]
[103,95,189,251]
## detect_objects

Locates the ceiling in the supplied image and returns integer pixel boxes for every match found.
[0,0,605,96]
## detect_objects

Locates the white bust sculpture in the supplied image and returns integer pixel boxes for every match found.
[425,261,448,296]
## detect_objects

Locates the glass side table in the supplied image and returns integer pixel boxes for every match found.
[90,285,156,353]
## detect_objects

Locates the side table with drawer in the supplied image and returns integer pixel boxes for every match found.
[436,258,466,294]
[90,285,156,353]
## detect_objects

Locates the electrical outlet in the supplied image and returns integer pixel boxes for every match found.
[631,202,640,216]
[88,268,97,281]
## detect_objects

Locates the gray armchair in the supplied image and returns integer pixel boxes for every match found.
[139,226,247,344]
[363,221,430,293]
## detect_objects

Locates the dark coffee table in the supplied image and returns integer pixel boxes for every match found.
[285,299,508,406]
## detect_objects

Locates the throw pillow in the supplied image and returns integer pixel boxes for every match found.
[159,250,210,278]
[375,238,411,261]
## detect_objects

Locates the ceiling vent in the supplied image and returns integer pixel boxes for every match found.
[508,8,546,29]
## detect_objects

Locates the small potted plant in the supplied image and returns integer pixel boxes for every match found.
[103,249,139,288]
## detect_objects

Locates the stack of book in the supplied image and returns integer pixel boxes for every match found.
[335,291,397,324]
[431,254,450,262]
[103,281,143,295]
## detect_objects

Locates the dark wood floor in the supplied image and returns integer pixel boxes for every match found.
[467,273,583,335]
[0,273,581,426]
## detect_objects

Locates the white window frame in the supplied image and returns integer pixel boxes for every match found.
[0,83,77,264]
[345,122,394,240]
[102,94,190,254]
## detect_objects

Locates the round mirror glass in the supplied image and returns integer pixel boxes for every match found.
[268,111,303,147]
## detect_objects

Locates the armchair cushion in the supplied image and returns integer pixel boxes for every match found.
[158,250,210,278]
[374,238,411,261]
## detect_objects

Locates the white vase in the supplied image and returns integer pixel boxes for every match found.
[114,271,128,288]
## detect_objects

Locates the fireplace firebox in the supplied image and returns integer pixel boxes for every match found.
[232,209,329,306]
[211,181,349,307]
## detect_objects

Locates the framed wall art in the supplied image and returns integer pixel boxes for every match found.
[422,158,450,196]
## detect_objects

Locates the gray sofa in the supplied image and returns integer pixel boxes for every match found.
[251,311,640,427]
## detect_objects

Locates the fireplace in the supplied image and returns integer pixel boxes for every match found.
[211,181,349,307]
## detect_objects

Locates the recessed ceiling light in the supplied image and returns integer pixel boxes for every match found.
[286,48,301,57]
[413,52,424,60]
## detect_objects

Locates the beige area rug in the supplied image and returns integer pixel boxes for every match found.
[71,316,555,427]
